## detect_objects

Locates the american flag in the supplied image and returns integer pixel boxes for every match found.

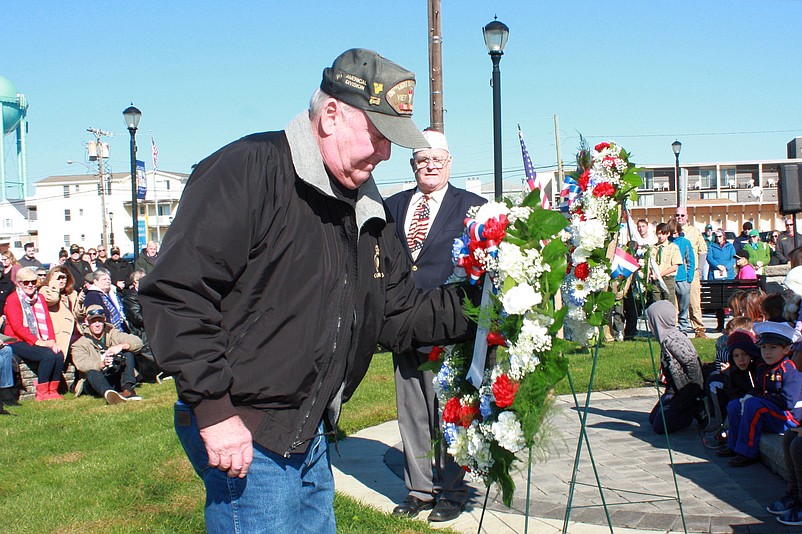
[151,137,159,170]
[518,126,550,210]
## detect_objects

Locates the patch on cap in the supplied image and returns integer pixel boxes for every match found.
[321,48,428,149]
[70,244,80,253]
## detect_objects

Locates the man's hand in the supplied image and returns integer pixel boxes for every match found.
[199,416,253,478]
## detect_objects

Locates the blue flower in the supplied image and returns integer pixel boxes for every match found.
[452,234,470,266]
[443,423,458,445]
[479,395,493,418]
[436,365,454,391]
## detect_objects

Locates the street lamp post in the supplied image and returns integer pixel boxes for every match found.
[109,211,115,247]
[483,17,509,201]
[672,140,682,206]
[123,105,141,260]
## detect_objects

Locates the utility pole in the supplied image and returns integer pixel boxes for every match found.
[427,0,444,132]
[554,114,564,194]
[87,127,111,248]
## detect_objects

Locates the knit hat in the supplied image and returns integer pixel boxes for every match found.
[726,330,760,359]
[748,229,759,237]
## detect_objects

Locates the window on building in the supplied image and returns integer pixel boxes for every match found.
[27,207,37,221]
[63,185,70,198]
[699,169,717,189]
[3,219,11,228]
[79,209,84,216]
[164,180,171,191]
[63,235,70,248]
[64,209,71,222]
[639,171,654,190]
[81,234,86,242]
[157,204,172,217]
[721,168,737,188]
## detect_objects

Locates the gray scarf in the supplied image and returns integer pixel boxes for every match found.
[16,287,40,339]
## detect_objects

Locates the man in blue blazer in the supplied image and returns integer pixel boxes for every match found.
[385,129,486,522]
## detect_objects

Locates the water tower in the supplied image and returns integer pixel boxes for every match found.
[0,76,28,201]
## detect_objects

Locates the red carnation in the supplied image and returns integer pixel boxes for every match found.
[458,402,480,428]
[482,216,508,242]
[428,346,444,362]
[578,170,590,191]
[486,330,507,347]
[442,397,462,425]
[593,182,615,198]
[574,262,590,280]
[595,142,610,152]
[492,374,520,408]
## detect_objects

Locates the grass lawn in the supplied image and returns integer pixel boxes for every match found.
[0,336,717,533]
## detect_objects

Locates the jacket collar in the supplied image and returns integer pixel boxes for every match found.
[285,111,386,232]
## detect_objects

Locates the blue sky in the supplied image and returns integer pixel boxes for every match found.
[3,1,802,195]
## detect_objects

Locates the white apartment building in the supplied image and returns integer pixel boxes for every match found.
[15,169,189,264]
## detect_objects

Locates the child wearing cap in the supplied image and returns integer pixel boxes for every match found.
[705,328,758,433]
[719,320,802,467]
[734,249,757,280]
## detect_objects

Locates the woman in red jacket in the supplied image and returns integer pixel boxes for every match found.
[4,267,64,400]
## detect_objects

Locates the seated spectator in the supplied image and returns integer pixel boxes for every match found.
[741,288,767,322]
[704,330,758,433]
[71,305,144,404]
[735,250,757,280]
[1,250,21,287]
[0,343,15,414]
[105,246,132,290]
[3,267,65,401]
[646,300,706,434]
[39,266,79,363]
[83,268,129,333]
[719,321,802,467]
[713,316,753,372]
[121,269,159,382]
[762,292,788,322]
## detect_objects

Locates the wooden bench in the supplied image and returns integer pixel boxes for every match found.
[700,278,763,311]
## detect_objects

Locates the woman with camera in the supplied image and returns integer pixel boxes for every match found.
[3,266,65,401]
[39,265,79,364]
[70,304,143,404]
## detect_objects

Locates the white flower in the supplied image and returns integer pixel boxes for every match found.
[576,218,607,251]
[474,202,509,224]
[507,206,532,224]
[571,247,591,265]
[491,411,526,453]
[501,283,541,315]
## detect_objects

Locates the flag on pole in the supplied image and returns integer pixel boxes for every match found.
[610,247,640,279]
[151,137,159,170]
[518,125,550,209]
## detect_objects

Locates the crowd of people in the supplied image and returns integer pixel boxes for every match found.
[0,240,162,415]
[644,233,802,526]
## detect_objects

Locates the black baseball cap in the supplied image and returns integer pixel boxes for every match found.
[321,49,429,150]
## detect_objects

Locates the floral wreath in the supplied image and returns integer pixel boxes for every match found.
[423,140,641,506]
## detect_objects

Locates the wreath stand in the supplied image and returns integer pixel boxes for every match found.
[557,206,690,534]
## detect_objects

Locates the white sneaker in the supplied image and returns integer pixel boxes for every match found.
[104,390,127,405]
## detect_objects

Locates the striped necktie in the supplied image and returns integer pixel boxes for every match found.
[407,194,431,258]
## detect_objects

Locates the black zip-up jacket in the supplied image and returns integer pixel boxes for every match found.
[139,112,475,456]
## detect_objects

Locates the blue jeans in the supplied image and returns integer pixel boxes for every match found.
[0,345,14,387]
[675,280,691,332]
[174,401,336,534]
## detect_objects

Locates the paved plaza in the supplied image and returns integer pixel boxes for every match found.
[332,387,802,533]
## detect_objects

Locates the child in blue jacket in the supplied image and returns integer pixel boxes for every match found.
[719,320,802,467]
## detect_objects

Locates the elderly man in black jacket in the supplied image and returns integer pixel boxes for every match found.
[139,49,476,534]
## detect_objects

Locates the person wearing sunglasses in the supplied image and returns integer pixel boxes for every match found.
[40,266,79,366]
[3,267,65,401]
[71,304,143,404]
[707,229,736,332]
[778,217,798,265]
[769,231,784,266]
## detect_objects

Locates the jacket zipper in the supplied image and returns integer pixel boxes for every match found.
[284,219,356,457]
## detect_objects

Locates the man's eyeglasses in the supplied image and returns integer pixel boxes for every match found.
[674,213,687,218]
[97,248,106,252]
[716,234,725,238]
[20,280,37,286]
[414,156,450,169]
[89,252,97,257]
